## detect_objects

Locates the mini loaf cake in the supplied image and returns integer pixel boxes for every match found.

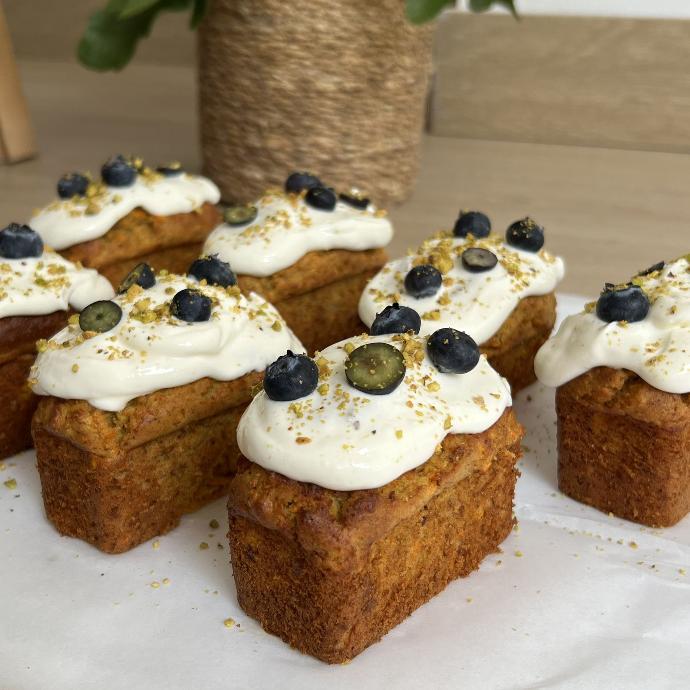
[202,171,393,354]
[30,156,221,285]
[359,211,565,392]
[535,255,690,527]
[0,222,113,459]
[228,317,523,663]
[31,258,302,553]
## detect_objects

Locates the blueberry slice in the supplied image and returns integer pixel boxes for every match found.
[637,261,665,277]
[339,190,370,210]
[461,247,498,273]
[101,155,137,187]
[454,211,491,238]
[57,173,89,199]
[370,303,421,335]
[188,255,236,287]
[263,351,319,401]
[79,300,122,333]
[596,284,649,323]
[505,217,544,252]
[170,289,212,322]
[305,186,336,211]
[0,223,43,259]
[404,264,442,299]
[427,328,480,374]
[156,162,184,176]
[118,263,155,293]
[223,205,257,226]
[285,172,322,194]
[345,342,406,395]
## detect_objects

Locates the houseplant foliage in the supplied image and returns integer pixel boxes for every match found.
[78,0,516,70]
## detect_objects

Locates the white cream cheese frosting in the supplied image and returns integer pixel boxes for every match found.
[202,189,393,277]
[535,255,690,394]
[0,251,113,318]
[237,332,511,491]
[31,274,303,411]
[30,172,220,250]
[359,232,564,344]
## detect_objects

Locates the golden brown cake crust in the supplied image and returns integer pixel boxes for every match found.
[32,371,262,553]
[228,409,523,662]
[60,202,220,284]
[557,367,690,527]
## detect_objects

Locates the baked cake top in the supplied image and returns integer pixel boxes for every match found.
[30,263,303,411]
[535,254,690,394]
[359,214,564,343]
[202,172,393,277]
[237,325,511,491]
[30,156,220,250]
[0,223,113,318]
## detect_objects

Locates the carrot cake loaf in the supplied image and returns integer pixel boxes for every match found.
[0,222,113,459]
[29,155,221,285]
[535,255,690,527]
[359,212,565,392]
[228,324,522,663]
[201,172,393,353]
[30,260,302,553]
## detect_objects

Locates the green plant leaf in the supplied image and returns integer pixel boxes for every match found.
[469,0,518,18]
[116,0,161,19]
[405,0,453,24]
[190,0,207,28]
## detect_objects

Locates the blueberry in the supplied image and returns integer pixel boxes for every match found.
[79,300,122,333]
[57,172,89,199]
[156,162,184,176]
[505,217,544,252]
[263,351,319,401]
[285,172,322,194]
[427,328,480,374]
[188,255,236,287]
[454,211,491,238]
[101,155,137,187]
[596,284,649,323]
[170,289,212,322]
[637,261,665,277]
[404,264,442,299]
[118,263,155,293]
[461,247,498,273]
[370,303,421,335]
[345,343,406,395]
[0,223,43,259]
[305,186,336,211]
[339,190,370,210]
[223,205,258,226]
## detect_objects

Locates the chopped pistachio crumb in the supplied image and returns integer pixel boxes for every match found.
[224,618,235,628]
[209,519,220,530]
[395,429,403,439]
[3,478,17,490]
[199,542,209,550]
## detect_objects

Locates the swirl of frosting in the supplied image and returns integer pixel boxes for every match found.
[0,251,113,318]
[237,332,511,491]
[535,255,690,394]
[31,274,303,411]
[202,189,393,277]
[30,172,220,250]
[359,232,565,344]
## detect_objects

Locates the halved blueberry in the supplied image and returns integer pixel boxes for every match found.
[285,172,322,194]
[305,186,336,211]
[0,223,43,259]
[57,173,89,199]
[454,211,491,238]
[370,303,421,335]
[404,264,442,299]
[427,328,480,374]
[505,217,544,252]
[461,247,498,273]
[596,284,649,323]
[79,300,122,333]
[188,255,236,287]
[339,190,370,210]
[118,263,155,293]
[101,155,137,187]
[345,342,406,395]
[223,205,257,226]
[637,261,665,277]
[156,162,184,176]
[263,351,319,401]
[170,289,212,322]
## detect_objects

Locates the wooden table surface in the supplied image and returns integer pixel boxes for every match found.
[2,60,690,296]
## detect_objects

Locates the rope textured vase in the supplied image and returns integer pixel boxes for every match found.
[198,0,434,205]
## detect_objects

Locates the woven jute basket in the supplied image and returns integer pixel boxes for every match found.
[198,0,434,206]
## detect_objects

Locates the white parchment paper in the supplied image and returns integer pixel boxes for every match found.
[1,295,688,690]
